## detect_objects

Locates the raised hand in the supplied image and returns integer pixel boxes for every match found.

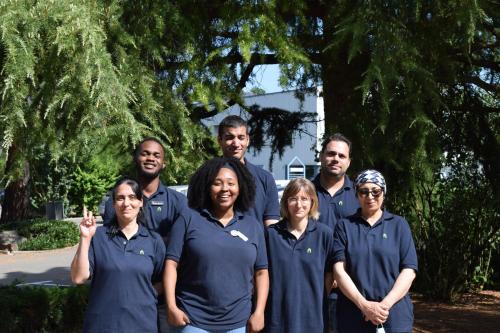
[79,206,97,239]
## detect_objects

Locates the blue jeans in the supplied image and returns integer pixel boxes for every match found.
[166,323,246,333]
[328,298,339,333]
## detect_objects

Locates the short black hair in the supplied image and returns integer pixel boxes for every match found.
[133,137,165,160]
[321,133,352,155]
[109,176,148,232]
[187,157,255,213]
[218,115,248,138]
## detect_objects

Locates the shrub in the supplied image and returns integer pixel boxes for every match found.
[15,218,80,251]
[0,285,88,333]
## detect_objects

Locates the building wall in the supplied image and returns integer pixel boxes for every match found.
[203,89,324,180]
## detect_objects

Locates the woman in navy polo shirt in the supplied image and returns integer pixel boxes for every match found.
[71,177,166,333]
[264,178,334,333]
[164,157,269,333]
[333,170,418,333]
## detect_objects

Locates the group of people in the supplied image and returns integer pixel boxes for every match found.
[71,115,418,333]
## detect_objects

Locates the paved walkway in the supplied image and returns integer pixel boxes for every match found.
[0,245,77,285]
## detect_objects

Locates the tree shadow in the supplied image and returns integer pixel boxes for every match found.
[0,267,74,286]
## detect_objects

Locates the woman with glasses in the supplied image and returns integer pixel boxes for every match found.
[164,157,269,333]
[333,170,418,333]
[264,178,334,333]
[71,177,166,333]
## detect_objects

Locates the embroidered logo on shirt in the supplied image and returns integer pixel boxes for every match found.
[383,233,388,239]
[339,201,343,206]
[139,249,145,255]
[307,248,312,254]
[157,207,162,212]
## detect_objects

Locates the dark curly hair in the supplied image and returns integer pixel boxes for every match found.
[187,157,255,213]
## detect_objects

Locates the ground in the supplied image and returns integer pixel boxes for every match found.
[413,290,500,333]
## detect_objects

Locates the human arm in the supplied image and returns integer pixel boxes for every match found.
[264,219,279,227]
[164,259,190,326]
[70,209,97,284]
[334,262,389,325]
[381,268,416,309]
[247,268,269,333]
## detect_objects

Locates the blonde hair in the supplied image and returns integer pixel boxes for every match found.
[280,178,320,220]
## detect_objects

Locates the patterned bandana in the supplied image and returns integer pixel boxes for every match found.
[354,169,387,194]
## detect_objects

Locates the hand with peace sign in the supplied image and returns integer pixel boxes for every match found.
[79,206,97,239]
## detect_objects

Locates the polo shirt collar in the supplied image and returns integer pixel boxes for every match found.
[354,209,394,227]
[275,218,318,234]
[201,208,243,226]
[105,222,149,238]
[313,174,354,193]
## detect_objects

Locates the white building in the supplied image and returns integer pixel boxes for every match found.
[202,88,325,180]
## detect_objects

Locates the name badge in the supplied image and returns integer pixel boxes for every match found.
[150,201,164,206]
[230,230,248,242]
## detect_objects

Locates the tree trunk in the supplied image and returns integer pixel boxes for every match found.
[0,145,31,224]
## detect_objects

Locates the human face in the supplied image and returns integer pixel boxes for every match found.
[210,167,240,213]
[218,126,249,162]
[320,140,351,179]
[286,189,312,223]
[357,183,384,215]
[113,183,143,224]
[135,140,165,179]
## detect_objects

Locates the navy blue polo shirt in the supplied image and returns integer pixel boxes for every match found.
[103,182,187,238]
[83,224,166,333]
[333,211,418,333]
[245,160,280,224]
[313,173,359,300]
[166,208,268,331]
[264,219,334,333]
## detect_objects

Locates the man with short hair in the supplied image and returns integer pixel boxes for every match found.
[313,133,360,333]
[102,137,187,333]
[217,115,280,227]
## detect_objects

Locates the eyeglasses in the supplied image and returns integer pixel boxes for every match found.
[287,197,311,204]
[357,188,383,198]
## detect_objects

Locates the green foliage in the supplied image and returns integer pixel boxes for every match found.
[13,218,79,250]
[0,285,88,333]
[406,159,500,301]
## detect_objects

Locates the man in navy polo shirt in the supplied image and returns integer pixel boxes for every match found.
[217,115,280,227]
[312,133,360,333]
[102,137,187,333]
[103,137,187,239]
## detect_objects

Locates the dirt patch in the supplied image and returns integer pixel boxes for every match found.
[413,290,500,333]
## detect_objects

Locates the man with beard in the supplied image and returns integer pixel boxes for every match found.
[313,133,360,333]
[103,137,187,239]
[217,115,280,227]
[102,138,187,333]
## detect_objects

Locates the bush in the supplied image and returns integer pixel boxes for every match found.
[14,218,80,251]
[408,164,500,301]
[0,285,88,333]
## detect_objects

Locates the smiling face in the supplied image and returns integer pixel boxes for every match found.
[319,140,351,179]
[210,167,240,214]
[218,126,250,162]
[135,140,165,179]
[113,183,143,224]
[286,189,312,223]
[357,182,384,216]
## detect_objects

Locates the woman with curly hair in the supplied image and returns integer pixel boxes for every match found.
[164,157,269,333]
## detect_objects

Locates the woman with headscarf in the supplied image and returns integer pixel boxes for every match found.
[333,170,418,333]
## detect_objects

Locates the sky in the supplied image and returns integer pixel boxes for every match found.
[245,64,282,93]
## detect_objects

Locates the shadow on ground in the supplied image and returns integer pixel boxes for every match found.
[0,267,72,286]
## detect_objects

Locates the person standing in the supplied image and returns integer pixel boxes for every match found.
[71,177,166,333]
[102,137,187,333]
[333,170,418,333]
[217,115,280,227]
[313,133,360,333]
[264,178,334,333]
[164,157,269,333]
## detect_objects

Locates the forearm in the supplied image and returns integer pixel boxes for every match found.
[70,238,91,284]
[264,219,279,227]
[382,268,416,308]
[164,260,178,308]
[334,262,366,309]
[253,269,269,314]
